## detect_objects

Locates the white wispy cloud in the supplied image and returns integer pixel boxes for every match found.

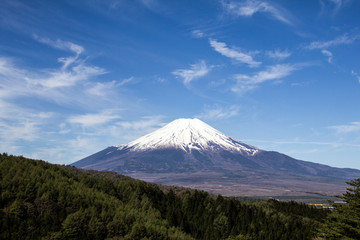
[0,58,30,98]
[118,76,135,86]
[33,35,106,87]
[0,59,106,112]
[209,39,261,67]
[0,37,122,157]
[33,35,105,79]
[116,116,167,142]
[304,34,359,50]
[117,116,165,130]
[0,99,54,151]
[222,0,294,25]
[33,34,84,55]
[232,64,299,94]
[172,60,212,86]
[87,81,119,96]
[0,39,106,106]
[192,30,205,38]
[321,49,333,63]
[319,0,348,15]
[38,63,106,88]
[0,121,39,142]
[0,39,136,164]
[1,41,105,94]
[68,111,121,128]
[351,70,360,84]
[33,35,82,71]
[196,104,240,120]
[329,122,360,134]
[86,77,134,96]
[266,49,291,60]
[69,136,96,149]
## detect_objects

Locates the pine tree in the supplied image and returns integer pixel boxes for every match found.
[319,178,360,239]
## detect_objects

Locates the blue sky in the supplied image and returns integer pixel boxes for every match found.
[1,0,360,169]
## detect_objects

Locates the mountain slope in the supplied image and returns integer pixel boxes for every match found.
[73,118,360,196]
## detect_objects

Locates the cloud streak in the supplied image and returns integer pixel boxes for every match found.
[209,39,261,67]
[32,35,107,87]
[0,98,54,154]
[172,60,212,86]
[33,34,84,55]
[117,116,165,130]
[192,30,205,38]
[319,0,347,15]
[222,0,294,25]
[305,34,359,50]
[68,111,121,128]
[351,70,360,84]
[115,116,167,142]
[86,77,134,97]
[39,63,106,88]
[329,122,360,134]
[266,49,291,60]
[196,104,240,120]
[321,50,333,63]
[232,64,299,94]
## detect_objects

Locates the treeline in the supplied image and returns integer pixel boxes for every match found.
[0,154,330,239]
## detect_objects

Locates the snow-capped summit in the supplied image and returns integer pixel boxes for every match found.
[118,118,258,155]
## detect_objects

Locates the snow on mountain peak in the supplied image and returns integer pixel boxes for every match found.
[117,118,258,155]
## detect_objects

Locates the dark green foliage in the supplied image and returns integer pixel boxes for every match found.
[0,154,329,239]
[0,154,190,240]
[319,178,360,239]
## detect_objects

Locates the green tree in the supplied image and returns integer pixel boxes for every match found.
[319,178,360,239]
[59,209,90,239]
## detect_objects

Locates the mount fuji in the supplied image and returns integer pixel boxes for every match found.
[73,118,360,196]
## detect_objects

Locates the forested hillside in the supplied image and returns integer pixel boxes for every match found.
[0,154,330,239]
